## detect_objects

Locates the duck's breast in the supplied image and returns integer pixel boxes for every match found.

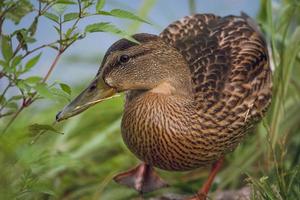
[121,92,225,171]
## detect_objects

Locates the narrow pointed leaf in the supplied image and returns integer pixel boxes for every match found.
[29,123,63,135]
[59,83,71,95]
[96,0,105,12]
[63,12,78,22]
[1,35,13,61]
[44,12,59,23]
[24,53,41,72]
[109,9,150,24]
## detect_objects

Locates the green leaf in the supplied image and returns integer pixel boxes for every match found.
[5,0,34,24]
[11,55,22,68]
[9,95,23,101]
[50,87,70,101]
[0,59,7,67]
[97,11,111,16]
[6,102,18,110]
[24,53,41,72]
[44,12,59,23]
[59,83,71,95]
[85,22,138,43]
[63,12,78,22]
[53,26,60,34]
[85,22,126,35]
[25,76,42,84]
[16,31,28,51]
[16,79,30,91]
[65,28,74,38]
[35,83,53,99]
[109,9,150,24]
[28,123,63,135]
[1,35,13,61]
[96,0,105,12]
[28,16,39,36]
[0,95,6,105]
[52,3,68,15]
[56,0,76,4]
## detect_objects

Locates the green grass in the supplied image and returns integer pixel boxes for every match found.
[0,0,300,199]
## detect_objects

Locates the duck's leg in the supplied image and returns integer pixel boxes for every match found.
[113,163,168,193]
[186,157,224,200]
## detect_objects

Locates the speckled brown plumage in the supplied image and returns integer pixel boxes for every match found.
[98,13,272,171]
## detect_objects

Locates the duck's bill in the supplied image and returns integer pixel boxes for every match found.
[56,77,116,122]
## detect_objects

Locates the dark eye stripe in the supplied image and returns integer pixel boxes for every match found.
[118,49,153,65]
[130,49,153,59]
[102,49,153,76]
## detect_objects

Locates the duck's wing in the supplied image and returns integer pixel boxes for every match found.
[160,14,272,122]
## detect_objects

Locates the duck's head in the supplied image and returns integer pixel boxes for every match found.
[56,33,191,121]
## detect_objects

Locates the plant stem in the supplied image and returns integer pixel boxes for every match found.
[1,1,80,134]
[1,106,24,134]
[0,111,14,118]
[42,51,62,83]
[188,0,196,14]
[22,41,58,59]
[127,0,157,34]
[1,51,63,134]
[0,83,11,113]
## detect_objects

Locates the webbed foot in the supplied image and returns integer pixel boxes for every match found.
[113,163,168,193]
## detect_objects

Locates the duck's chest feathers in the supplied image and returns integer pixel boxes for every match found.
[121,91,219,171]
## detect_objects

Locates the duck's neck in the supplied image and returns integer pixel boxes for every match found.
[125,73,193,103]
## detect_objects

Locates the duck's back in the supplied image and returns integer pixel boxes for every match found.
[160,14,272,143]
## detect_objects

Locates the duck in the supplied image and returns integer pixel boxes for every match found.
[56,13,272,199]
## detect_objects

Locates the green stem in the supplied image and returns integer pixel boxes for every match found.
[188,0,196,14]
[127,0,157,34]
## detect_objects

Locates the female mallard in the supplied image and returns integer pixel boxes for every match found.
[57,13,272,199]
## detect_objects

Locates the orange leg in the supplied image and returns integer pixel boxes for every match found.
[113,163,168,194]
[186,157,224,200]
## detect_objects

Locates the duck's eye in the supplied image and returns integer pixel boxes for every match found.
[89,83,97,92]
[119,55,130,63]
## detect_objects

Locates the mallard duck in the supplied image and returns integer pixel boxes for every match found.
[56,13,272,199]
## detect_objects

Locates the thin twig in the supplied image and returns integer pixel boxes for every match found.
[22,41,58,59]
[0,111,14,118]
[59,16,63,50]
[0,83,11,113]
[12,43,22,58]
[1,50,63,134]
[0,83,10,98]
[1,1,83,134]
[77,0,82,16]
[1,106,24,134]
[42,51,62,83]
[38,0,42,15]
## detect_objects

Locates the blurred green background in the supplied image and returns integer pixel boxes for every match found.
[1,0,300,199]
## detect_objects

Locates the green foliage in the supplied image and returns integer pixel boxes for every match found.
[96,0,105,12]
[4,0,34,24]
[243,0,300,199]
[0,0,299,199]
[1,35,13,60]
[0,0,150,199]
[0,0,149,133]
[28,123,63,135]
[109,9,151,24]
